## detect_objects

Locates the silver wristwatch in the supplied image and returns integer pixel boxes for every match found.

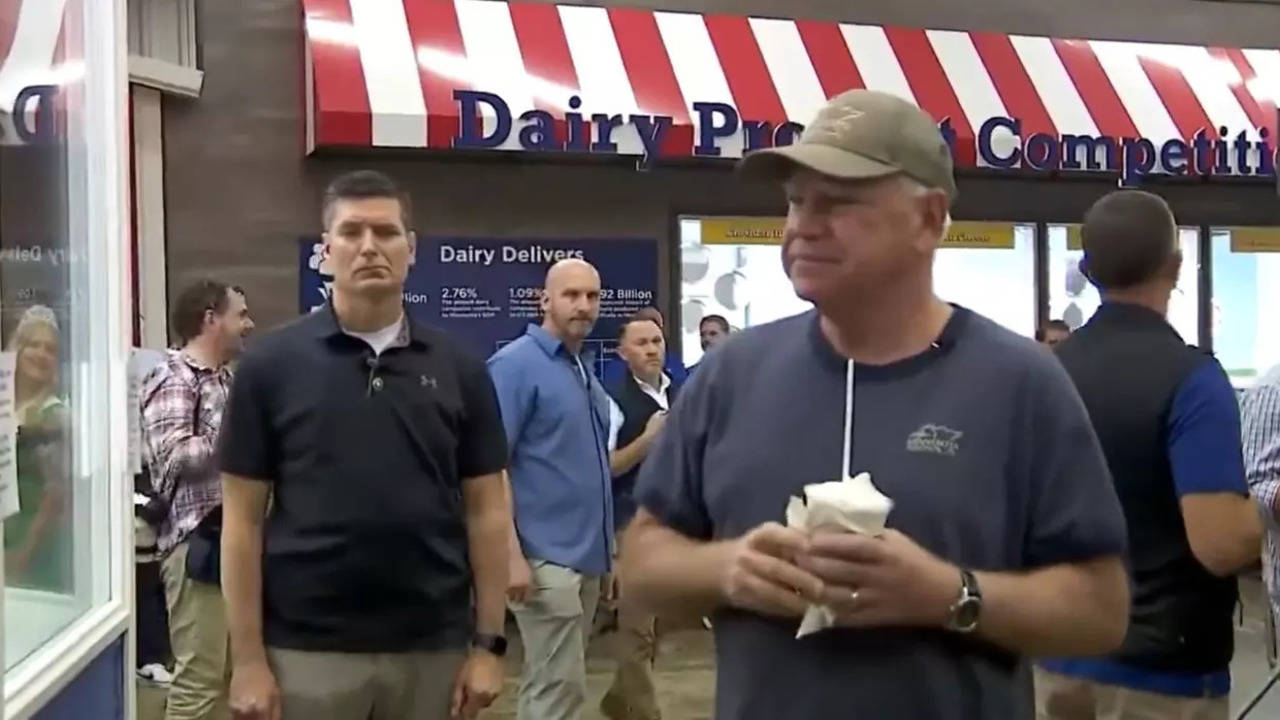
[945,569,982,634]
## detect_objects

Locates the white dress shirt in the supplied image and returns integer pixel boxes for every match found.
[607,372,671,452]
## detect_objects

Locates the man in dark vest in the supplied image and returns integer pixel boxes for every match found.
[601,313,678,720]
[1038,189,1262,719]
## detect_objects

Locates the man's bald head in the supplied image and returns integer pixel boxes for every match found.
[544,258,600,292]
[541,258,602,348]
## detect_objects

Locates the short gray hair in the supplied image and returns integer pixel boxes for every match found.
[903,177,952,241]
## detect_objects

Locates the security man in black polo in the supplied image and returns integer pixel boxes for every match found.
[219,171,511,720]
[1038,190,1262,719]
[601,314,677,720]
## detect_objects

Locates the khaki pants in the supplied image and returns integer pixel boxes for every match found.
[601,588,660,720]
[510,560,602,720]
[267,648,466,720]
[161,542,230,720]
[1035,668,1228,720]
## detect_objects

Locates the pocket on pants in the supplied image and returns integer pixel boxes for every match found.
[526,561,584,620]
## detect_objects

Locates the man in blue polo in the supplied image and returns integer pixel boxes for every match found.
[1039,190,1262,719]
[620,89,1132,720]
[488,258,613,720]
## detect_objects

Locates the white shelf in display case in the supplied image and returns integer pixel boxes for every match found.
[5,587,87,671]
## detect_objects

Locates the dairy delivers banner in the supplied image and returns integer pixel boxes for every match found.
[299,236,659,370]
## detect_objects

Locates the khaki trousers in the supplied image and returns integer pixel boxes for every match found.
[510,560,602,720]
[161,542,230,720]
[601,587,660,720]
[1035,668,1229,720]
[267,648,466,720]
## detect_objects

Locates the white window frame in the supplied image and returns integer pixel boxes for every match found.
[3,0,134,716]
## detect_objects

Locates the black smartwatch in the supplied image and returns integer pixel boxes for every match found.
[472,633,508,657]
[945,569,982,634]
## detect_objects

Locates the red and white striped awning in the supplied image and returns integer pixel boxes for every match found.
[302,0,1280,169]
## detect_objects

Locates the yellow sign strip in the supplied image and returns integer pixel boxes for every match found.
[1063,224,1084,251]
[943,222,1015,249]
[700,216,786,245]
[1228,226,1280,253]
[700,217,1017,249]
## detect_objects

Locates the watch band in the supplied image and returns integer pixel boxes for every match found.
[472,633,508,657]
[947,569,982,633]
[960,569,981,601]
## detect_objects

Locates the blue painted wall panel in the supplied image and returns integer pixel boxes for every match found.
[31,635,124,720]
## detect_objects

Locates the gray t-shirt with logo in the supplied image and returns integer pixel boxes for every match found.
[635,307,1126,720]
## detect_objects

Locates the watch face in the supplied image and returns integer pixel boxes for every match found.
[953,597,981,632]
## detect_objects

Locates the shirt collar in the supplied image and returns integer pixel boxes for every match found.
[1092,301,1170,328]
[806,305,969,380]
[175,349,226,377]
[525,324,563,356]
[633,371,670,395]
[311,302,426,349]
[525,323,595,365]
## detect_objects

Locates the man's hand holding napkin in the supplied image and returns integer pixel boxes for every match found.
[788,472,961,637]
[717,523,826,620]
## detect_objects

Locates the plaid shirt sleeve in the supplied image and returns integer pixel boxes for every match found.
[141,365,215,500]
[1243,381,1280,516]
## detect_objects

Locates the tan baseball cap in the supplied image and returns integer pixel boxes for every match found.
[739,89,957,202]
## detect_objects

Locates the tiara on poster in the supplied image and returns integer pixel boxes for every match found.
[17,304,58,332]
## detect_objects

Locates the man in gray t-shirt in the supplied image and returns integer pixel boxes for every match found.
[621,90,1130,719]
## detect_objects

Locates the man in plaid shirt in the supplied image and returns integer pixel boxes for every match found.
[1244,365,1280,630]
[142,279,254,720]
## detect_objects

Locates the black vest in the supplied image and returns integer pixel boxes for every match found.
[609,374,677,531]
[1056,302,1236,673]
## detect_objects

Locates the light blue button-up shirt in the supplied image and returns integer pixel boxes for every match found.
[487,324,614,575]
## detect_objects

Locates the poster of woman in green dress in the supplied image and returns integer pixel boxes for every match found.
[3,304,71,593]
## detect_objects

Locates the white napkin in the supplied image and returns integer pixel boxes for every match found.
[786,471,893,638]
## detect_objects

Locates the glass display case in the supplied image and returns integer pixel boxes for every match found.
[1211,227,1280,388]
[1047,224,1201,345]
[1,0,132,716]
[933,224,1036,338]
[677,216,1038,367]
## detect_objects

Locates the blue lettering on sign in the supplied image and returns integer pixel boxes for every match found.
[1062,135,1117,171]
[14,85,57,144]
[449,91,1279,183]
[1025,133,1059,171]
[972,114,1277,183]
[630,114,672,169]
[1160,138,1190,175]
[1259,127,1276,175]
[1122,137,1156,180]
[1233,130,1252,176]
[1192,129,1214,175]
[774,121,804,147]
[453,90,511,149]
[517,110,558,150]
[977,116,1020,168]
[742,120,773,151]
[565,95,590,152]
[693,102,739,157]
[938,118,957,157]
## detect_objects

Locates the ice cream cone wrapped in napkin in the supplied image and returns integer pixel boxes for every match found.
[785,471,894,638]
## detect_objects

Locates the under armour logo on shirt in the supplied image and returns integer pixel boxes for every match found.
[421,375,437,389]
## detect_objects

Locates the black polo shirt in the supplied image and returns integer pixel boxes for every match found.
[218,307,507,653]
